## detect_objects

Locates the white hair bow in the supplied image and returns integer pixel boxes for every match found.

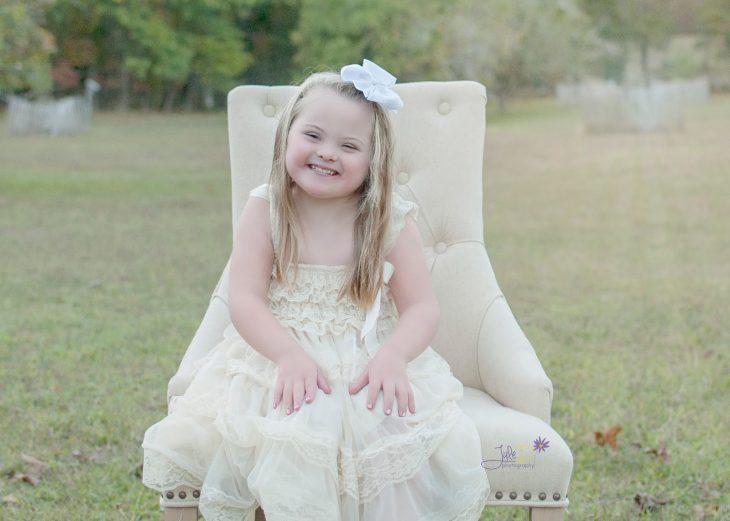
[340,59,404,113]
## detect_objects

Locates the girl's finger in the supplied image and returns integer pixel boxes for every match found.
[382,381,395,415]
[292,380,305,411]
[283,382,293,415]
[317,369,332,394]
[366,377,380,411]
[395,381,408,417]
[349,369,368,395]
[304,376,317,403]
[273,379,284,409]
[408,384,416,414]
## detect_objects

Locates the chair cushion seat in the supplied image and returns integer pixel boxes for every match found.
[459,387,572,508]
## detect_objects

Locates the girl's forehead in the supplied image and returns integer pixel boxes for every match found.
[294,88,374,133]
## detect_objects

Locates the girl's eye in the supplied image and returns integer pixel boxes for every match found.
[343,143,358,150]
[304,132,319,139]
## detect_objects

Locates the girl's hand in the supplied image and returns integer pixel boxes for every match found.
[273,349,331,415]
[349,348,416,416]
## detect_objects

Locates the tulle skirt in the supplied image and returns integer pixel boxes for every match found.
[142,324,489,520]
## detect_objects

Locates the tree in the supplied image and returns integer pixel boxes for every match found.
[699,0,730,56]
[45,0,256,110]
[239,0,300,85]
[291,0,446,82]
[441,0,598,111]
[0,0,56,97]
[580,0,674,85]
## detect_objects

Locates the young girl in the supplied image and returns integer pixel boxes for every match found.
[142,60,489,520]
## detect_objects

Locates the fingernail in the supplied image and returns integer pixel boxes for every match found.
[399,411,405,417]
[367,403,372,409]
[286,408,291,414]
[385,408,391,415]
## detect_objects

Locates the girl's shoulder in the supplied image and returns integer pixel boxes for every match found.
[385,191,419,254]
[249,183,270,201]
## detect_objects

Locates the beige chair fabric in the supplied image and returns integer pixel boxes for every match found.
[163,81,573,518]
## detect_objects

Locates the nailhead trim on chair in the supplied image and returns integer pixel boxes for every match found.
[161,486,200,508]
[493,489,567,505]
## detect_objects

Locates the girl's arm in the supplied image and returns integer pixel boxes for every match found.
[229,196,331,413]
[349,217,438,416]
[382,216,440,362]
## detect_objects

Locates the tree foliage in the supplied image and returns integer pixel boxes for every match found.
[0,0,56,96]
[699,0,730,55]
[291,0,447,82]
[440,0,598,110]
[1,0,724,110]
[43,0,255,109]
[580,0,674,84]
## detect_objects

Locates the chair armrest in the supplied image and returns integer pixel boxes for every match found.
[476,294,553,424]
[166,256,232,409]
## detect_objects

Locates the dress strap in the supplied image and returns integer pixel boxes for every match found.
[349,261,395,379]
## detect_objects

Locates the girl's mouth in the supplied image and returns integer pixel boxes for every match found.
[309,164,339,176]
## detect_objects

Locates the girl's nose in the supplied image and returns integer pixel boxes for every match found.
[317,145,337,162]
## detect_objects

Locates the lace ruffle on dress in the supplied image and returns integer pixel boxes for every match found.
[141,184,489,521]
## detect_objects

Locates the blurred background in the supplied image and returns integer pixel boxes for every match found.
[1,0,729,112]
[1,1,728,520]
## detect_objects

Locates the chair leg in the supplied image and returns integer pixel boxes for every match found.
[164,506,198,521]
[529,507,565,521]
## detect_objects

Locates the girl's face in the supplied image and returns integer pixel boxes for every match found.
[285,88,374,202]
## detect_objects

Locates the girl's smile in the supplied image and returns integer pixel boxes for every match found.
[308,163,339,176]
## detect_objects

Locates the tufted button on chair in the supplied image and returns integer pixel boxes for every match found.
[161,81,573,521]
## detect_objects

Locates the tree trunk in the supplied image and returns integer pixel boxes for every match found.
[640,39,651,87]
[497,93,507,114]
[183,74,198,112]
[162,83,179,112]
[117,68,130,112]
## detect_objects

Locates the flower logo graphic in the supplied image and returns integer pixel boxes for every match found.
[533,436,550,453]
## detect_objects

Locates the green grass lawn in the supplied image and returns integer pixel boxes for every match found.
[1,96,728,520]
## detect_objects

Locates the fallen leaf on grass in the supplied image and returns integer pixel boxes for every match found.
[8,454,49,486]
[629,440,670,461]
[634,492,668,514]
[701,480,723,500]
[2,494,19,505]
[71,449,104,463]
[645,440,669,462]
[693,504,705,520]
[594,425,622,448]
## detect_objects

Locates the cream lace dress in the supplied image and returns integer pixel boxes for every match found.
[141,184,489,521]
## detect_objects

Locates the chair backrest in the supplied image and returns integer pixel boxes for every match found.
[227,81,502,390]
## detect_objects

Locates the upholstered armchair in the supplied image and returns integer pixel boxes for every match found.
[158,81,573,521]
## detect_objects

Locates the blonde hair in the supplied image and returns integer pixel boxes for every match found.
[269,71,395,310]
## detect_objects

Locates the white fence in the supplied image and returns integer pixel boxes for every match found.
[6,79,100,136]
[556,77,710,133]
